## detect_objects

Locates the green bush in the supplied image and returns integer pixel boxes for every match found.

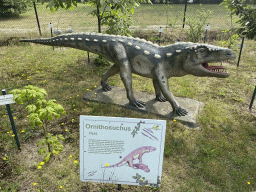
[186,7,212,42]
[0,0,29,17]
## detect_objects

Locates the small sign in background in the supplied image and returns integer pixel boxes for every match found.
[80,115,166,187]
[0,94,15,105]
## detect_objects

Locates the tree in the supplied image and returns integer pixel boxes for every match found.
[0,0,30,17]
[222,0,256,39]
[40,0,151,35]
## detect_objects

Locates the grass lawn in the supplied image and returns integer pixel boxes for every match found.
[0,3,239,37]
[0,2,256,192]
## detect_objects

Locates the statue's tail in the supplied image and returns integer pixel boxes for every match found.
[19,38,53,46]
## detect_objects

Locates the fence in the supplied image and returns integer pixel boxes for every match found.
[0,1,238,41]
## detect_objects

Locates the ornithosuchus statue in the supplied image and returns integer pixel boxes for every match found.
[20,32,236,116]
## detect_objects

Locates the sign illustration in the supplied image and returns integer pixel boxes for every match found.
[80,116,166,187]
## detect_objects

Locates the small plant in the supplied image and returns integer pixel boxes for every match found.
[92,55,111,67]
[37,133,65,163]
[220,29,239,49]
[10,85,66,163]
[186,7,212,42]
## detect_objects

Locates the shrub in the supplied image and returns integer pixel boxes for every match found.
[0,0,29,17]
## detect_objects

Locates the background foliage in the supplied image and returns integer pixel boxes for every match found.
[0,0,29,17]
[222,0,256,39]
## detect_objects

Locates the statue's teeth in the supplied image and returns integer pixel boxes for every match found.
[94,39,98,42]
[102,40,107,43]
[78,38,82,41]
[64,38,68,41]
[153,43,159,47]
[166,53,172,57]
[111,39,116,42]
[118,39,124,42]
[135,46,141,50]
[154,54,161,59]
[144,50,150,55]
[127,42,132,46]
[176,50,181,53]
[70,38,75,41]
[86,38,90,41]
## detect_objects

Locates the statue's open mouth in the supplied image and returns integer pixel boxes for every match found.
[201,62,229,74]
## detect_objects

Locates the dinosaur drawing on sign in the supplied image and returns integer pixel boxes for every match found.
[133,163,150,173]
[20,33,236,116]
[102,146,156,172]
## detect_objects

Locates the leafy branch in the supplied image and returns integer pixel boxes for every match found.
[11,85,66,163]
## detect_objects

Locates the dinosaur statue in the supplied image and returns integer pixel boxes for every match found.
[20,33,236,116]
[101,146,156,171]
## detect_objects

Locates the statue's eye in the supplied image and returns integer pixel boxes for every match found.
[198,48,205,52]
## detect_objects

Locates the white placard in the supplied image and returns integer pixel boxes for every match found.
[80,115,166,187]
[0,94,15,105]
[158,27,164,33]
[48,23,53,29]
[205,25,210,30]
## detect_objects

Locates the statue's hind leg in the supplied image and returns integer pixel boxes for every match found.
[101,64,119,91]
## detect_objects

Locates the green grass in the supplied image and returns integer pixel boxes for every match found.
[0,3,239,38]
[0,3,256,192]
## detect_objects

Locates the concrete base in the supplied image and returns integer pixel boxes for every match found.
[83,87,204,129]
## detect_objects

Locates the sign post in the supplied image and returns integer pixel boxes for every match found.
[237,36,245,67]
[158,27,164,45]
[33,2,42,36]
[80,116,166,188]
[182,0,188,28]
[1,89,21,150]
[204,25,210,43]
[249,85,256,112]
[48,23,54,50]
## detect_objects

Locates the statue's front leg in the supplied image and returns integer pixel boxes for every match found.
[153,79,166,102]
[155,67,188,116]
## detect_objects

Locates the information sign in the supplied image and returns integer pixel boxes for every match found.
[80,116,166,187]
[0,94,15,106]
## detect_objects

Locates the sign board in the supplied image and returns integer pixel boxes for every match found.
[205,25,210,30]
[158,27,164,33]
[48,23,53,29]
[80,115,166,187]
[0,94,15,106]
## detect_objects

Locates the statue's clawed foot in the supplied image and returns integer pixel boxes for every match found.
[156,94,166,102]
[101,81,112,92]
[130,99,146,108]
[174,107,188,116]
